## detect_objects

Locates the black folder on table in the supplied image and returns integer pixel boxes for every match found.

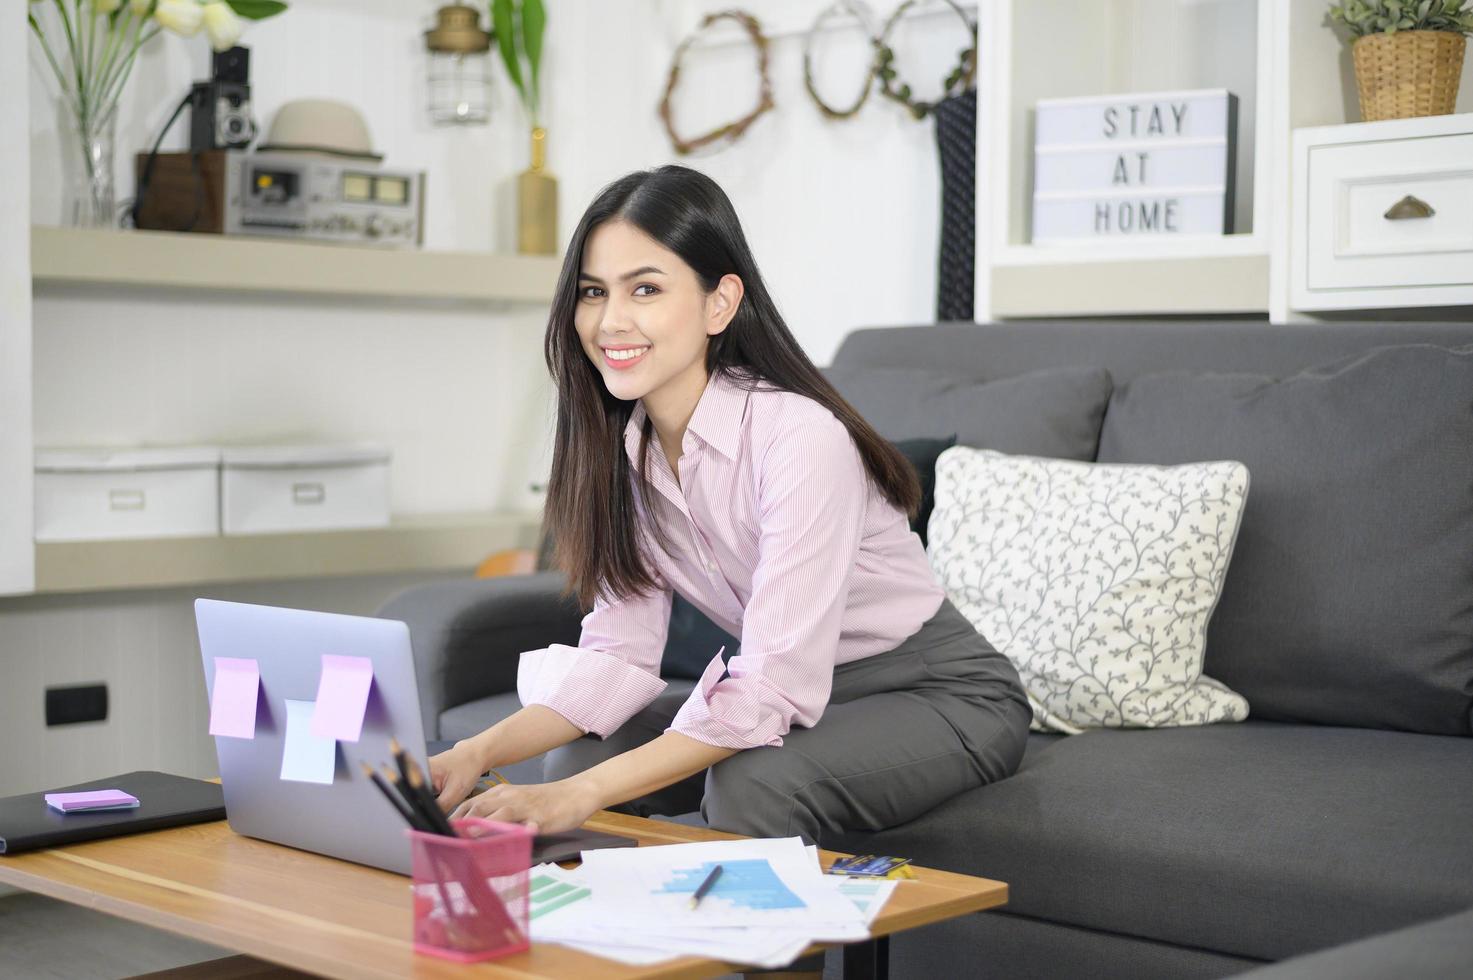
[0,770,225,855]
[532,827,639,864]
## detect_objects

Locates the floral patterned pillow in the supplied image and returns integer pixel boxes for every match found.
[928,447,1252,733]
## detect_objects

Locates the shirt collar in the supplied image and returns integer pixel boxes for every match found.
[624,368,751,467]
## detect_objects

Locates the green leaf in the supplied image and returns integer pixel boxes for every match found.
[492,0,526,104]
[225,0,288,19]
[522,0,545,110]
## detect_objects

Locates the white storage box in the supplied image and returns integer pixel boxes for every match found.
[35,446,222,542]
[221,443,391,536]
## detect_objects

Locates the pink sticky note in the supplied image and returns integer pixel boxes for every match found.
[208,657,260,738]
[309,654,374,742]
[45,789,140,812]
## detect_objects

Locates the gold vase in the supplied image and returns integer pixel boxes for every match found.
[518,127,559,255]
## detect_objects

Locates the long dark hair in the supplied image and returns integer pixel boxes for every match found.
[543,165,919,609]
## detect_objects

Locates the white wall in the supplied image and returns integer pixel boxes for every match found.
[5,0,956,798]
[556,0,965,364]
[2,0,35,598]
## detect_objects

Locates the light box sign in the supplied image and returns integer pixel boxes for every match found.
[1031,88,1238,244]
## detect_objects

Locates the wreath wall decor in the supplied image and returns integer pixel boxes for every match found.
[659,10,776,156]
[658,2,978,153]
[802,0,882,121]
[875,0,977,121]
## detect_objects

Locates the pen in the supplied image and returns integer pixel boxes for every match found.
[689,863,723,910]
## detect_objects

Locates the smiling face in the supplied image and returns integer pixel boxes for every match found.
[574,218,739,411]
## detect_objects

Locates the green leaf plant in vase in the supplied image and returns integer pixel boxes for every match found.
[28,0,289,228]
[1327,0,1473,120]
[491,0,555,255]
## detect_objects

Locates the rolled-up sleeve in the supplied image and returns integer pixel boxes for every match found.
[669,413,867,749]
[517,569,673,738]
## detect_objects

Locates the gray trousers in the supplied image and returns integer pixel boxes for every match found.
[544,596,1033,846]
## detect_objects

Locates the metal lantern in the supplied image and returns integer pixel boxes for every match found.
[424,4,493,126]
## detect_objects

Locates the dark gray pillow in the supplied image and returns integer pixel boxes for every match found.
[1097,342,1473,736]
[824,364,1113,461]
[895,435,957,547]
[662,593,738,681]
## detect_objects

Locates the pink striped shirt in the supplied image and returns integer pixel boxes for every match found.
[517,368,947,750]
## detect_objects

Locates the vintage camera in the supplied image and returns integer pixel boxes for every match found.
[189,46,257,151]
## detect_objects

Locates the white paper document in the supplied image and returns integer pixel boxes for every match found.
[527,837,899,969]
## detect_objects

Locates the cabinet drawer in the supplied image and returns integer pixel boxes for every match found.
[1306,132,1473,291]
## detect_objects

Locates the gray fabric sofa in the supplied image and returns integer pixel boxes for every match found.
[378,320,1473,978]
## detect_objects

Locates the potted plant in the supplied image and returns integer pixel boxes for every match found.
[1328,0,1473,121]
[490,0,555,255]
[29,1,289,227]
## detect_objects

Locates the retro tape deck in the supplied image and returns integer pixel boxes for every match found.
[132,149,425,248]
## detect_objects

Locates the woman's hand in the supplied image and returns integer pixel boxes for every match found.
[428,739,488,812]
[449,778,601,835]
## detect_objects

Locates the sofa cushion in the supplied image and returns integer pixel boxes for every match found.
[824,364,1113,461]
[830,722,1473,962]
[1227,906,1473,980]
[930,447,1251,732]
[1097,343,1473,735]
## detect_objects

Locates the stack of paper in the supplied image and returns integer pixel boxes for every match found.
[528,837,899,968]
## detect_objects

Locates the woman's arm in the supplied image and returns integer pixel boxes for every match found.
[431,704,584,810]
[468,704,584,770]
[448,729,736,830]
[575,731,737,809]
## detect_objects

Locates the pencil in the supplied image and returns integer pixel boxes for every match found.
[390,738,457,837]
[689,863,723,910]
[384,766,443,836]
[406,756,458,837]
[359,761,430,832]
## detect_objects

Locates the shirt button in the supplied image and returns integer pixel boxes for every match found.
[705,560,717,573]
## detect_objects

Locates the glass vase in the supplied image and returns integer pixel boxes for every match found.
[57,95,120,228]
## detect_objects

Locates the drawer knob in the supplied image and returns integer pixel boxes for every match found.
[1384,195,1435,220]
[292,482,325,505]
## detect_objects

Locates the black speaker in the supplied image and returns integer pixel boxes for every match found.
[189,45,256,151]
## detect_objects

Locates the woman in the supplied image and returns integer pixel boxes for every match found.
[429,165,1031,846]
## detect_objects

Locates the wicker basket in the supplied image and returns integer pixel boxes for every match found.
[1352,30,1467,121]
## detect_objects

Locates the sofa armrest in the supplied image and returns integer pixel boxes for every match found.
[375,571,585,741]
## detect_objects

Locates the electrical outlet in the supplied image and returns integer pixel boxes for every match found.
[45,684,109,726]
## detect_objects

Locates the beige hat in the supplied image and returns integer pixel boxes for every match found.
[257,98,383,162]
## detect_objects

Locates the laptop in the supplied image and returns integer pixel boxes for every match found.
[195,598,638,874]
[195,597,434,875]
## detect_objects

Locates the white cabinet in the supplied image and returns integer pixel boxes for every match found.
[1293,113,1473,312]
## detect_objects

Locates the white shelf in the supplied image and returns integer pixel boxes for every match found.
[33,509,543,594]
[976,0,1296,319]
[991,252,1269,317]
[993,232,1268,267]
[30,226,562,305]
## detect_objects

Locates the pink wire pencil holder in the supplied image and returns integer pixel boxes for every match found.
[405,817,533,962]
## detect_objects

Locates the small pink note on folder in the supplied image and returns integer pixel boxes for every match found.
[208,657,260,739]
[310,655,374,742]
[45,789,140,813]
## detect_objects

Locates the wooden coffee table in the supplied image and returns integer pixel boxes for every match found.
[0,809,1007,979]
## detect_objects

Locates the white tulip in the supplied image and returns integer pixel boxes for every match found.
[94,0,123,14]
[201,1,243,52]
[153,0,202,36]
[130,0,154,15]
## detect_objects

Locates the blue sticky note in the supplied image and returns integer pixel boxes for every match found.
[279,698,337,785]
